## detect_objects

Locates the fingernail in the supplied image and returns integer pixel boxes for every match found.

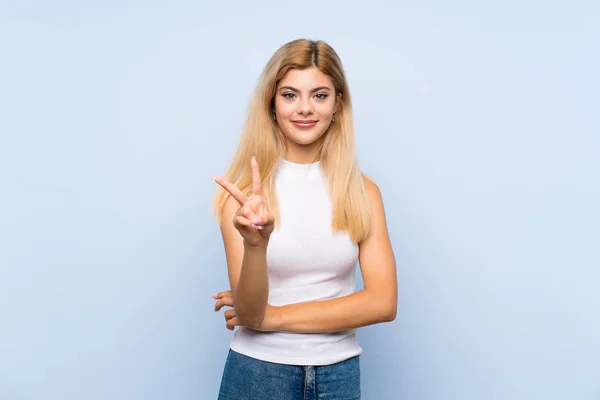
[211,174,217,182]
[252,224,264,230]
[211,294,219,299]
[252,217,262,224]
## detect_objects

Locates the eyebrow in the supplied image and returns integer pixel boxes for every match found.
[278,85,332,93]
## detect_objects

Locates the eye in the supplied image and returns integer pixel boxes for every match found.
[315,93,329,100]
[282,92,296,100]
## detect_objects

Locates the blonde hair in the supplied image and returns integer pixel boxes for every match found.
[212,39,371,243]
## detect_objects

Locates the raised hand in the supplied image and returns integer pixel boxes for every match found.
[213,156,275,247]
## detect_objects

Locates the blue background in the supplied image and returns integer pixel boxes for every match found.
[1,1,598,399]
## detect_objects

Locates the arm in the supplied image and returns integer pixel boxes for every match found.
[267,178,397,333]
[214,156,275,329]
[219,196,269,328]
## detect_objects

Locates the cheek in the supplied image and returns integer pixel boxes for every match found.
[275,102,295,118]
[317,100,336,115]
[328,99,338,112]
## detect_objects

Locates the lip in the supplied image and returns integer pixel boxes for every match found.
[292,120,318,128]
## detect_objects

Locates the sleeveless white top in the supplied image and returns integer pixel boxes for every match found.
[229,159,363,366]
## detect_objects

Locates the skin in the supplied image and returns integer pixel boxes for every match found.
[213,67,397,333]
[212,157,275,328]
[272,66,340,164]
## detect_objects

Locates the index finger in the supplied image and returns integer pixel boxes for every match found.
[251,156,262,197]
[211,290,232,299]
[214,176,247,206]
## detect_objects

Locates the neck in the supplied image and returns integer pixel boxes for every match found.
[284,138,323,164]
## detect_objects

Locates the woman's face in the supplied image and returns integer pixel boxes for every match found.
[273,67,339,156]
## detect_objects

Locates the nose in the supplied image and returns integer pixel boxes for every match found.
[296,96,314,116]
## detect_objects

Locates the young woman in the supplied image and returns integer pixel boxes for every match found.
[211,38,397,400]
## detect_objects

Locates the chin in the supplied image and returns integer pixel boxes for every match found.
[291,134,324,146]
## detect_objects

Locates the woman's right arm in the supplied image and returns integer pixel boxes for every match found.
[219,196,270,328]
[214,156,275,329]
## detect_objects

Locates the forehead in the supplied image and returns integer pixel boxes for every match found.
[277,67,334,89]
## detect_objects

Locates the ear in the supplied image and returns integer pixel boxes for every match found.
[334,93,342,113]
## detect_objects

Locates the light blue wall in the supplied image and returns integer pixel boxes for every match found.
[1,1,598,399]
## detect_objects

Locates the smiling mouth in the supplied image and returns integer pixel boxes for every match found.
[292,120,318,128]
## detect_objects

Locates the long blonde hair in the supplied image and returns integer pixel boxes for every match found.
[212,39,371,243]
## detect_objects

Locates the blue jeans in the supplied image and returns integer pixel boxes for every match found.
[218,349,361,400]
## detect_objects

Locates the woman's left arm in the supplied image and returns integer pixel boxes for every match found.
[214,178,398,334]
[269,178,397,333]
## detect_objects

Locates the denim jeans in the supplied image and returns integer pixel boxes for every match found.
[218,349,361,400]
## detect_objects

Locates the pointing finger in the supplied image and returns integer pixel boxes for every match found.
[214,175,247,206]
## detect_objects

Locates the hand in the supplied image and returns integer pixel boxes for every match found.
[212,290,281,332]
[213,156,275,247]
[212,290,242,331]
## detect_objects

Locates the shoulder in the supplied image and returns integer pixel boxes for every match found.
[361,174,387,234]
[362,174,383,203]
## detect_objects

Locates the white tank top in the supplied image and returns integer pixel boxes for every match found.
[229,159,363,366]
